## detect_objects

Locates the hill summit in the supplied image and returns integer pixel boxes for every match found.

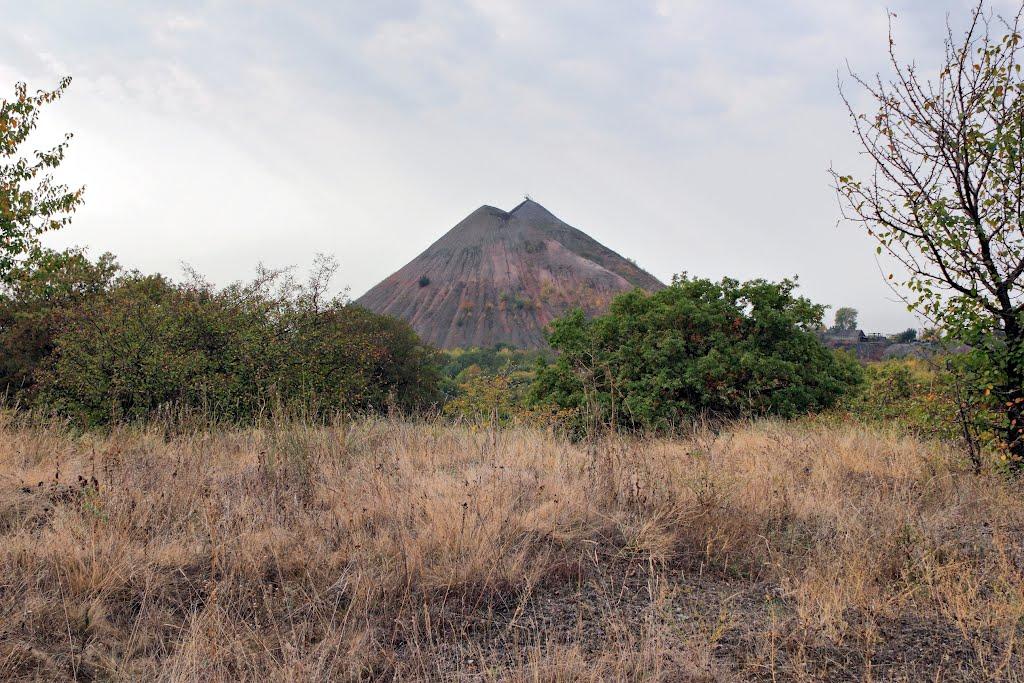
[356,199,664,349]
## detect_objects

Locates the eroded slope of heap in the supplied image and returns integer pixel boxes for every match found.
[356,199,664,349]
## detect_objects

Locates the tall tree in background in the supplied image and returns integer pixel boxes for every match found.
[831,306,859,332]
[833,2,1024,470]
[0,78,83,282]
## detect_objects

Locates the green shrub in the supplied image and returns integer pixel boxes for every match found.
[890,328,918,343]
[442,367,533,426]
[441,344,545,377]
[529,275,863,432]
[439,346,556,426]
[0,248,119,398]
[29,258,440,425]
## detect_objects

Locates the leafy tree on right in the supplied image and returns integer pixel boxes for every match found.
[529,276,862,434]
[834,1,1024,472]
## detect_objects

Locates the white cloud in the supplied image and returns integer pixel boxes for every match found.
[0,0,1004,331]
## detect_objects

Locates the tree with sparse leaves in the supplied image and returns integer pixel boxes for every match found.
[834,2,1024,471]
[1,78,83,282]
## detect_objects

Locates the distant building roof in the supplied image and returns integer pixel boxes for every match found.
[823,329,866,342]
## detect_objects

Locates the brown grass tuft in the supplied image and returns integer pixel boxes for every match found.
[1,413,1022,680]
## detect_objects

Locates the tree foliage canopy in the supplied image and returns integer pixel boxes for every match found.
[831,306,859,332]
[0,248,119,395]
[1,78,83,281]
[529,276,862,432]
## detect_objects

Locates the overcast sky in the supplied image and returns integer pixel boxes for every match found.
[3,0,1019,331]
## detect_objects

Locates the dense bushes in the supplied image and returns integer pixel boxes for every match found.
[440,344,546,379]
[0,249,119,396]
[529,276,863,432]
[1,252,440,425]
[5,255,870,433]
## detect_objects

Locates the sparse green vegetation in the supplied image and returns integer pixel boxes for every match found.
[442,368,533,426]
[440,344,545,379]
[842,357,989,449]
[498,290,533,312]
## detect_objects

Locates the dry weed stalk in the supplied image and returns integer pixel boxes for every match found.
[0,413,1021,680]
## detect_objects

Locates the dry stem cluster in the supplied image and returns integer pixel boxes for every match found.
[1,413,1022,680]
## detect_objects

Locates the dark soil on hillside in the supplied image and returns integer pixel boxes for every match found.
[356,200,663,349]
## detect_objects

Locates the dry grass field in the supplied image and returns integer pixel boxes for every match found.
[1,412,1023,681]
